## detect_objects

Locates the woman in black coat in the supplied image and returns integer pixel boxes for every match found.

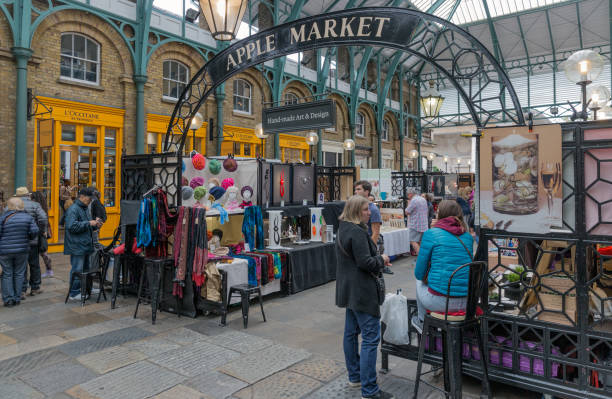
[336,195,394,399]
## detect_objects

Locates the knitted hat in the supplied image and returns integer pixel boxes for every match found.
[221,177,234,190]
[209,186,226,201]
[193,186,207,201]
[208,159,222,175]
[192,153,206,170]
[181,186,193,200]
[241,185,253,197]
[182,176,189,186]
[190,176,205,189]
[223,155,238,172]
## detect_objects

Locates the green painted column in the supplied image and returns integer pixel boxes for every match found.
[215,89,225,156]
[350,124,355,166]
[133,75,147,154]
[12,47,32,189]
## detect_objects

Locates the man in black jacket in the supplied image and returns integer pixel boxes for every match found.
[87,187,106,249]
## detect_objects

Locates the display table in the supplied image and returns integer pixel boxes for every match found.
[380,227,411,257]
[217,258,281,304]
[283,242,337,295]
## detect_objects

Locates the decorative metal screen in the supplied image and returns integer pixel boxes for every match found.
[315,166,356,202]
[121,152,181,207]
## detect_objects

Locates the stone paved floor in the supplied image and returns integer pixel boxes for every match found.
[0,254,543,399]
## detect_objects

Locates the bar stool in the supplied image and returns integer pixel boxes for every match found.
[413,261,491,399]
[133,257,180,324]
[64,252,107,307]
[224,284,266,328]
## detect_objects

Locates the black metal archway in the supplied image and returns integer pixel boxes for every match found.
[164,7,525,152]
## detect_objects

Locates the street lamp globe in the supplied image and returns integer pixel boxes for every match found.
[199,0,248,41]
[588,85,610,109]
[342,138,355,151]
[306,131,319,145]
[443,156,449,163]
[190,112,204,130]
[254,123,268,139]
[409,149,419,159]
[563,50,604,83]
[427,153,435,161]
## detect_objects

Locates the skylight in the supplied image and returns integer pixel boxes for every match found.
[411,0,568,25]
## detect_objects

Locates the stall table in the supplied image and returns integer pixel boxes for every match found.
[281,242,337,295]
[380,227,411,257]
[217,258,281,304]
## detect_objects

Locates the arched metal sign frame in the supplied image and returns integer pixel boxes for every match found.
[164,7,525,152]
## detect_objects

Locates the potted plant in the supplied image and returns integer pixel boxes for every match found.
[504,266,524,301]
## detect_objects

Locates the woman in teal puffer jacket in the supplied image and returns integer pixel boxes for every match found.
[412,200,473,332]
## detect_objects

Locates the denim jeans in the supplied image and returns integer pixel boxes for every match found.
[1,253,28,303]
[343,308,381,397]
[416,280,467,321]
[22,245,42,292]
[69,254,90,296]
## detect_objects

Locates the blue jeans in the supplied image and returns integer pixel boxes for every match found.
[416,280,467,321]
[69,254,90,296]
[0,253,28,303]
[22,245,42,292]
[343,308,381,397]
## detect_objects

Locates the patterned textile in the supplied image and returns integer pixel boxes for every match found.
[406,195,429,233]
[242,206,264,250]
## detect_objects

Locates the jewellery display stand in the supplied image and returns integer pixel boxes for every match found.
[267,210,283,249]
[310,207,323,243]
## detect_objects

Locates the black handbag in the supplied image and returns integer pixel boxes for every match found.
[38,233,48,253]
[337,230,386,306]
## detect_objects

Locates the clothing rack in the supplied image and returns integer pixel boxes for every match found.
[142,185,161,199]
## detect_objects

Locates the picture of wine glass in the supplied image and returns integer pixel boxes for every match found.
[540,162,561,216]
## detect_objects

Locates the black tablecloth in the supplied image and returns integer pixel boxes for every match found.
[284,242,337,295]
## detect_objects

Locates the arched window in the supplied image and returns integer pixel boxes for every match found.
[382,119,390,141]
[163,60,189,100]
[233,79,252,114]
[356,112,365,137]
[60,33,100,84]
[284,93,299,105]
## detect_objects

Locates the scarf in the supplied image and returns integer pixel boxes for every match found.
[242,206,264,250]
[192,208,208,287]
[136,198,151,248]
[434,216,466,235]
[211,203,228,225]
[239,200,253,209]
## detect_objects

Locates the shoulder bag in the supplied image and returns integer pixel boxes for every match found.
[337,229,386,306]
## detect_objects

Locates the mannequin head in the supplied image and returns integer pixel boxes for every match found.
[241,186,253,202]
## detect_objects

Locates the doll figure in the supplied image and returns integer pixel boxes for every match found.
[225,186,240,210]
[239,186,254,208]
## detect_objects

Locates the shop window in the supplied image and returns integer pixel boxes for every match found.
[323,151,342,167]
[103,129,116,207]
[383,158,394,169]
[83,126,97,144]
[285,93,299,105]
[61,124,76,141]
[356,112,365,137]
[60,33,100,84]
[163,60,189,100]
[233,79,251,114]
[244,143,251,157]
[382,119,390,141]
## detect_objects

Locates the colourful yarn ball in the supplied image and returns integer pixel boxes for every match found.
[193,186,207,201]
[181,186,193,200]
[190,176,205,189]
[223,157,238,172]
[192,153,206,170]
[221,177,234,190]
[208,159,222,175]
[182,176,189,186]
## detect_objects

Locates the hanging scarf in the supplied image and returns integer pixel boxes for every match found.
[192,208,208,287]
[174,207,190,297]
[242,206,264,250]
[239,200,253,209]
[136,198,151,248]
[211,203,228,225]
[233,254,258,286]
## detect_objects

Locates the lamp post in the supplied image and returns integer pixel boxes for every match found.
[254,122,268,158]
[427,152,435,172]
[456,158,461,173]
[199,0,248,41]
[409,149,418,171]
[306,131,319,163]
[190,112,203,153]
[443,155,448,173]
[420,80,445,119]
[563,50,604,121]
[587,85,610,120]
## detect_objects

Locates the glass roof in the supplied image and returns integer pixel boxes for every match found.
[411,0,569,25]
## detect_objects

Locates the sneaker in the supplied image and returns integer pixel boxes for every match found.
[20,293,26,300]
[41,270,54,278]
[348,381,361,388]
[382,266,394,275]
[68,294,81,301]
[411,315,423,335]
[4,300,15,307]
[362,390,395,399]
[30,288,43,296]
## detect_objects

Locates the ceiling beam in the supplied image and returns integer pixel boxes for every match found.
[460,0,581,28]
[481,0,504,65]
[576,1,583,49]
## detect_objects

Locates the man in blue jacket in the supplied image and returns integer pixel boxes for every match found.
[64,188,103,301]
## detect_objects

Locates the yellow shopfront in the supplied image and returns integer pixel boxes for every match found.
[146,113,207,154]
[279,134,309,162]
[33,97,124,253]
[220,125,264,158]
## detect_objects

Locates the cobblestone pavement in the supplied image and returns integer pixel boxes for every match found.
[0,254,541,399]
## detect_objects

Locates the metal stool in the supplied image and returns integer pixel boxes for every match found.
[224,284,266,328]
[134,257,180,324]
[64,254,107,307]
[413,261,491,399]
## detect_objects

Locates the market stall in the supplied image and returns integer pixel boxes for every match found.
[381,122,612,399]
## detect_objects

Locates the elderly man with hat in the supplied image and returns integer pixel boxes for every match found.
[14,187,47,297]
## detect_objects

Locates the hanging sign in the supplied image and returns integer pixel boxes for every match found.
[262,100,336,134]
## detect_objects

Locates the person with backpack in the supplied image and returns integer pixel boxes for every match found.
[30,191,53,278]
[0,198,39,307]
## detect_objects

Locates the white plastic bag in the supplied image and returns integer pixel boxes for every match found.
[380,292,410,345]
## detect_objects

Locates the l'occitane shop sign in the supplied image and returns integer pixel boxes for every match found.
[37,96,124,127]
